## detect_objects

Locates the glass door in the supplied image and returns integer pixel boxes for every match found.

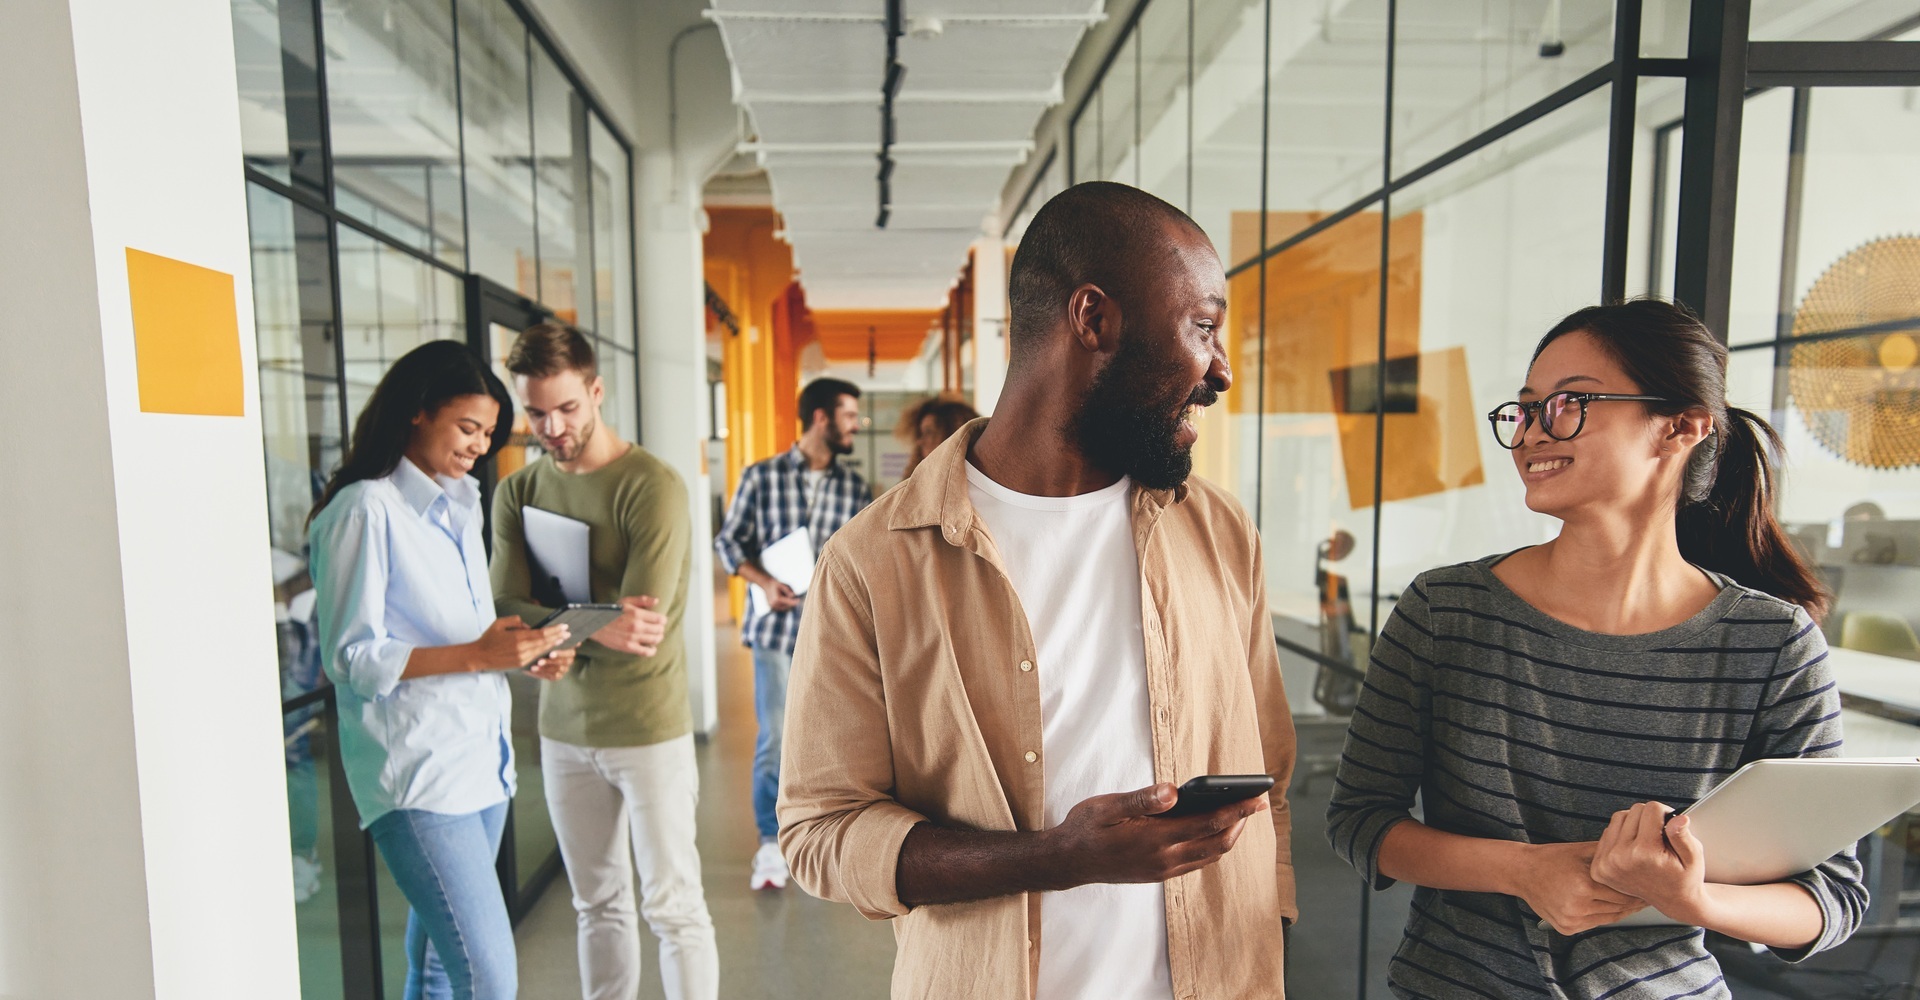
[466,275,567,920]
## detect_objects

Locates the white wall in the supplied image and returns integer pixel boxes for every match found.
[0,1,298,997]
[0,5,155,996]
[972,238,1010,415]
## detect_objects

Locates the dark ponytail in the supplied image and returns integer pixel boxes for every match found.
[1535,299,1830,620]
[310,340,514,523]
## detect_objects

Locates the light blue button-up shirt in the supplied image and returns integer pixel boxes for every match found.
[309,458,515,828]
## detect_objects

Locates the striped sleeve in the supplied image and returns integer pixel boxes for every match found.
[1753,607,1868,962]
[1326,578,1434,890]
[713,465,761,576]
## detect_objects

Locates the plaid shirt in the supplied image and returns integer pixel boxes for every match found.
[715,446,872,653]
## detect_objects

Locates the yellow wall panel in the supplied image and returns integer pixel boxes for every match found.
[126,247,244,416]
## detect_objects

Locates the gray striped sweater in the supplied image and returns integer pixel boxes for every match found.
[1327,554,1868,1000]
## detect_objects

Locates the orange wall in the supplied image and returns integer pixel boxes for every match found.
[810,309,942,364]
[704,208,791,620]
[704,207,794,489]
[770,281,815,449]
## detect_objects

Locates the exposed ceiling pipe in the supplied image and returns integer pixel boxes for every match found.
[877,0,904,229]
[668,21,720,203]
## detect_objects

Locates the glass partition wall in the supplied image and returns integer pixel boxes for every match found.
[231,0,636,993]
[1013,1,1920,995]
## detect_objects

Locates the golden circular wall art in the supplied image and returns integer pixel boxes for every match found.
[1788,235,1920,470]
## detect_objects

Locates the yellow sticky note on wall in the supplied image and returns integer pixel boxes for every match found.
[126,247,244,416]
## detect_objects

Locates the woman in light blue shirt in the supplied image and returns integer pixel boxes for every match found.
[309,341,574,1000]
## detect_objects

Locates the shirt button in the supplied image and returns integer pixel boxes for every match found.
[1024,751,1038,763]
[1019,659,1033,672]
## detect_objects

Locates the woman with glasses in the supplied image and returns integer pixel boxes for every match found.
[309,340,576,1000]
[1327,300,1865,999]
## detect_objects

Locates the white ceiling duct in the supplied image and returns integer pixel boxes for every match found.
[707,0,1103,311]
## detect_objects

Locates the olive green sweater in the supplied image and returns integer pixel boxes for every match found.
[492,444,692,748]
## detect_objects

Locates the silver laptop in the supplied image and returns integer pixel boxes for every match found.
[1613,756,1920,927]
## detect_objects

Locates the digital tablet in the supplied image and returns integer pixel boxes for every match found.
[1615,756,1920,926]
[526,603,623,663]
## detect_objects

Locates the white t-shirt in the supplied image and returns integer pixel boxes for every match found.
[965,463,1173,1000]
[803,467,826,512]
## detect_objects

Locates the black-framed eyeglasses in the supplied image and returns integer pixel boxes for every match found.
[1485,391,1672,449]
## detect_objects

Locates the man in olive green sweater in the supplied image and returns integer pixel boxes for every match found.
[491,323,716,1000]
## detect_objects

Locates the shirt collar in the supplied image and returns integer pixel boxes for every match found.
[887,418,1187,545]
[782,444,838,478]
[390,457,478,517]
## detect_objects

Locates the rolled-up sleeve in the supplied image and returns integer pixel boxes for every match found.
[776,543,927,920]
[713,469,759,576]
[1757,610,1868,962]
[310,500,414,701]
[1326,578,1434,890]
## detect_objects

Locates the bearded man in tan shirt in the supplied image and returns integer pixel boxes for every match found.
[778,181,1297,999]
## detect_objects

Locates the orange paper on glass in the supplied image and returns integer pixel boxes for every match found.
[126,247,244,416]
[1338,346,1487,508]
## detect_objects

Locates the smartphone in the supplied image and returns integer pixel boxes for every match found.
[1162,774,1275,818]
[525,603,623,665]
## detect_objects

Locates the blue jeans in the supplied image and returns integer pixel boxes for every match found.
[750,647,792,841]
[369,802,515,1000]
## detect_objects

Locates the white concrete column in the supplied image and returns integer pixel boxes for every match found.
[971,237,1011,416]
[0,2,299,998]
[636,145,722,735]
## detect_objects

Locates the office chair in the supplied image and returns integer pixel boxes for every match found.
[1296,532,1365,795]
[1840,612,1920,659]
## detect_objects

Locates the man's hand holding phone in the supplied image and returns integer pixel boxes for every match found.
[1042,782,1268,888]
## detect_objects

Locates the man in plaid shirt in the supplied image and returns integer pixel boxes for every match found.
[715,377,872,890]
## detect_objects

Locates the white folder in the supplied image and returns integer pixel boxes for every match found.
[746,526,815,620]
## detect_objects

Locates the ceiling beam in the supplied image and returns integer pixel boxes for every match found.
[739,88,1062,105]
[741,140,1035,155]
[705,11,1104,26]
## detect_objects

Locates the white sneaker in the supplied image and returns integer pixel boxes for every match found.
[750,841,788,891]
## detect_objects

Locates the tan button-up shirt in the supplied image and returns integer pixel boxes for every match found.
[778,420,1297,1000]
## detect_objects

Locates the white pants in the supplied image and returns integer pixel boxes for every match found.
[541,734,718,1000]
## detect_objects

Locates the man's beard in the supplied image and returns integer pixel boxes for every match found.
[547,416,597,461]
[1071,330,1215,491]
[828,426,856,455]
